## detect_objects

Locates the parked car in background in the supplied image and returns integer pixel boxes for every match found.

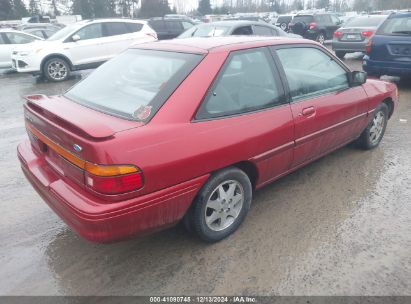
[275,15,294,31]
[363,12,411,79]
[0,29,42,68]
[148,17,195,39]
[18,36,397,243]
[289,13,342,44]
[332,15,388,59]
[23,26,60,39]
[11,19,157,81]
[178,20,302,39]
[18,24,61,39]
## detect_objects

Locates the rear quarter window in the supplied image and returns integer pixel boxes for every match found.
[126,22,143,33]
[378,16,411,35]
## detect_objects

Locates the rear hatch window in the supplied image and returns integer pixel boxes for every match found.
[345,16,386,27]
[378,16,411,35]
[65,49,204,121]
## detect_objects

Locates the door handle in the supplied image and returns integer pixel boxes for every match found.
[301,106,316,117]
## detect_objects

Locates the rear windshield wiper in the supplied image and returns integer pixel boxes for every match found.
[391,30,411,35]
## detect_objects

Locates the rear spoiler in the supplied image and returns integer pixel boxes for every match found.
[24,94,119,140]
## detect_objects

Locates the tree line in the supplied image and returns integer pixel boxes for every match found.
[1,0,410,21]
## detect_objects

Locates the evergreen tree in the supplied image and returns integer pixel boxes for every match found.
[12,0,28,18]
[72,0,93,18]
[0,0,13,20]
[51,0,60,16]
[316,0,330,9]
[28,0,40,15]
[139,0,172,18]
[198,0,212,15]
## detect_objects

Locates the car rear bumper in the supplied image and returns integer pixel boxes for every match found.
[332,40,367,52]
[18,140,209,243]
[363,55,411,77]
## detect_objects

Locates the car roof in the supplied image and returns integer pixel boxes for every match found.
[78,18,147,25]
[134,36,310,54]
[388,12,411,18]
[203,20,265,27]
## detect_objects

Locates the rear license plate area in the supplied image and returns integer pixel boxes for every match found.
[345,34,361,40]
[28,130,47,153]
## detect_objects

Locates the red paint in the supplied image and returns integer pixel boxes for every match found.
[17,37,398,242]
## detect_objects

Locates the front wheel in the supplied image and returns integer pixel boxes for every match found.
[43,57,70,82]
[187,167,252,242]
[356,103,388,150]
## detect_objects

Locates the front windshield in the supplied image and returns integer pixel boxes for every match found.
[179,24,231,38]
[47,23,81,41]
[65,49,204,121]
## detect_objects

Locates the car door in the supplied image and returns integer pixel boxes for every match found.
[195,47,294,186]
[64,23,107,66]
[328,15,341,38]
[273,45,370,168]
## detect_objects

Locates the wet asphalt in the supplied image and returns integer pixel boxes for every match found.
[0,54,410,296]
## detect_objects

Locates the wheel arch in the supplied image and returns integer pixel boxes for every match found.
[383,98,394,119]
[40,53,73,73]
[231,161,259,190]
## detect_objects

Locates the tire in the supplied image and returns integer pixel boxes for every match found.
[356,103,389,150]
[335,51,346,59]
[43,57,70,82]
[187,167,252,242]
[316,32,326,45]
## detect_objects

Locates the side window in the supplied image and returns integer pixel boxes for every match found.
[270,28,279,36]
[276,47,349,100]
[105,22,128,36]
[31,30,44,38]
[126,22,143,33]
[0,34,5,44]
[331,15,340,25]
[232,26,253,35]
[165,21,182,31]
[74,23,103,40]
[148,20,164,31]
[196,48,283,119]
[4,32,36,44]
[253,25,274,36]
[182,21,194,30]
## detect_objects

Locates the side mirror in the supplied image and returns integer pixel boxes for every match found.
[350,71,367,86]
[72,34,81,42]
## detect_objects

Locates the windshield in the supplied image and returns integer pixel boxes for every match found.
[179,24,231,38]
[345,16,386,27]
[378,16,411,35]
[47,23,81,41]
[65,49,204,121]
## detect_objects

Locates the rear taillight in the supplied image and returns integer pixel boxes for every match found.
[309,22,317,30]
[365,38,373,54]
[86,171,143,195]
[26,123,144,195]
[361,30,374,37]
[334,31,343,38]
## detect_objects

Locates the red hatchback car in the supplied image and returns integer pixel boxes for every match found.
[18,37,398,243]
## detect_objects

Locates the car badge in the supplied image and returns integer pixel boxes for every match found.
[73,144,82,152]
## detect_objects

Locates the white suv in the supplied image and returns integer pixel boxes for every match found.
[11,19,157,81]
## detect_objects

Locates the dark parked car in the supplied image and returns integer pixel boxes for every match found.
[290,13,342,44]
[148,17,195,40]
[18,37,397,243]
[275,15,294,31]
[178,20,301,39]
[332,15,387,59]
[363,12,411,79]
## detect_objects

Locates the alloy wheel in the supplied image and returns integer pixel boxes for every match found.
[47,60,68,81]
[369,111,385,145]
[205,180,244,232]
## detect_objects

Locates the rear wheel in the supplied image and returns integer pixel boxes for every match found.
[280,23,287,31]
[43,57,70,82]
[316,32,326,45]
[187,167,252,242]
[356,103,388,150]
[335,51,346,59]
